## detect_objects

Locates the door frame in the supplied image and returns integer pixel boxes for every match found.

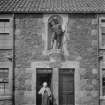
[31,62,59,105]
[31,61,80,105]
[36,68,53,105]
[61,61,80,105]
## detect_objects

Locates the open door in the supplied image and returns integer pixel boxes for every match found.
[59,68,74,105]
[36,68,52,105]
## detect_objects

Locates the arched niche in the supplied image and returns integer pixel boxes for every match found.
[48,15,63,50]
[42,14,69,56]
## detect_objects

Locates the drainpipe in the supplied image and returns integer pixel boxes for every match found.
[12,13,15,105]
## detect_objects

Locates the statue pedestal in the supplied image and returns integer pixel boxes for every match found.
[48,49,65,62]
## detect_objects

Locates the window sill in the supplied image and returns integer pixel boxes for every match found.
[99,47,105,50]
[100,96,105,100]
[0,95,12,100]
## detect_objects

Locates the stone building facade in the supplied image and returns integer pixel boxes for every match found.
[0,0,105,105]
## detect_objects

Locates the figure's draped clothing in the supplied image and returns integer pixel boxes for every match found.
[42,90,49,105]
[51,24,64,49]
[39,87,51,105]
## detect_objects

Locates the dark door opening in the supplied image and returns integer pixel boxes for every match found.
[59,68,74,105]
[36,68,52,105]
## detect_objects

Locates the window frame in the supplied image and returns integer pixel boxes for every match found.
[99,17,105,49]
[0,62,12,100]
[0,19,10,34]
[0,15,13,49]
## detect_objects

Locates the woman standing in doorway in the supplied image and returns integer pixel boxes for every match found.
[38,82,52,105]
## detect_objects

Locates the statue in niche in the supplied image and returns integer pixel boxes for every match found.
[48,15,65,50]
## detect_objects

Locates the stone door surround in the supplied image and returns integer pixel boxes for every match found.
[31,61,80,105]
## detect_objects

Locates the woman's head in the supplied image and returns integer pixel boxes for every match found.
[43,82,48,87]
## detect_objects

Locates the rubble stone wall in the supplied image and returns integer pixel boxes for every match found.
[0,14,99,105]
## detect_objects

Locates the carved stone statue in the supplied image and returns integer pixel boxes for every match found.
[49,16,65,49]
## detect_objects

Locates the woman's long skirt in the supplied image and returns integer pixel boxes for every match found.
[42,90,50,105]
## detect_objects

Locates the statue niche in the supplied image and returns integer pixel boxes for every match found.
[48,15,65,50]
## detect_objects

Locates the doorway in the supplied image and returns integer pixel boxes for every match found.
[36,68,52,105]
[59,68,74,105]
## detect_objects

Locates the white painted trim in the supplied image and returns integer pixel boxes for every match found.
[0,95,12,100]
[31,61,80,105]
[100,96,105,100]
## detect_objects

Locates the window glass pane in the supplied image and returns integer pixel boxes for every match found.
[101,19,105,23]
[0,83,9,95]
[0,84,5,95]
[101,27,105,47]
[0,18,12,49]
[0,68,9,95]
[103,77,105,96]
[4,22,10,33]
[0,22,4,27]
[0,68,9,82]
[0,22,5,33]
[101,27,105,34]
[0,19,10,33]
[102,69,105,96]
[102,34,105,46]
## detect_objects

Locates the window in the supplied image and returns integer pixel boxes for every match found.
[0,16,13,49]
[0,68,9,95]
[99,17,105,49]
[0,19,10,34]
[100,60,105,99]
[0,62,12,99]
[102,68,105,96]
